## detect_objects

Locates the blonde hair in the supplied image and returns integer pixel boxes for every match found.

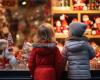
[34,23,55,43]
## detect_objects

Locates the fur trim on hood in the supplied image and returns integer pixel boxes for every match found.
[33,42,56,48]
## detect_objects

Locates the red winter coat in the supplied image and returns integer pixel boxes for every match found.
[28,43,64,80]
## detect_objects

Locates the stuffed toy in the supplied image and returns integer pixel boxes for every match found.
[56,20,62,33]
[0,39,17,69]
[74,0,87,10]
[91,42,100,58]
[82,15,93,35]
[93,17,100,35]
[60,14,68,29]
[0,39,7,69]
[60,14,69,35]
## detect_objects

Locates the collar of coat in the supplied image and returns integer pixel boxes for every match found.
[33,42,57,48]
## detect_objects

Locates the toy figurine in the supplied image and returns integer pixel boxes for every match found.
[56,20,62,33]
[0,39,7,69]
[0,39,17,69]
[60,14,68,30]
[60,14,69,35]
[93,17,100,35]
[74,0,87,10]
[91,42,100,58]
[82,15,93,35]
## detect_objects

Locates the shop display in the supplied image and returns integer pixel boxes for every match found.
[73,0,87,10]
[91,42,100,58]
[88,0,100,10]
[15,50,28,70]
[0,3,10,70]
[52,0,70,10]
[60,14,69,35]
[0,40,6,69]
[59,0,70,9]
[56,20,62,33]
[82,15,93,35]
[73,0,100,10]
[0,0,99,71]
[2,0,16,7]
[0,0,52,71]
[53,14,78,37]
[54,14,68,36]
[52,0,100,70]
[93,17,100,35]
[0,2,26,70]
[53,0,70,7]
[90,42,100,70]
[81,15,100,35]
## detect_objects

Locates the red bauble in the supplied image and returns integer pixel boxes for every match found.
[96,52,100,58]
[96,30,100,35]
[56,26,62,33]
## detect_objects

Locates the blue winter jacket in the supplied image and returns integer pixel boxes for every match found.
[62,37,95,79]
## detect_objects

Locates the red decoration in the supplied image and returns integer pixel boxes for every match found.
[96,30,100,35]
[93,17,100,35]
[2,0,16,7]
[60,14,68,30]
[82,15,93,29]
[15,51,23,61]
[96,52,100,58]
[73,0,87,10]
[56,20,62,33]
[72,18,78,22]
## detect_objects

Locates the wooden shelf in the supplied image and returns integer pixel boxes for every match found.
[86,35,100,39]
[55,34,100,39]
[52,7,100,14]
[55,34,67,38]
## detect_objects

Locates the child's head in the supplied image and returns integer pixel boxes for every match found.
[69,22,87,37]
[34,23,55,43]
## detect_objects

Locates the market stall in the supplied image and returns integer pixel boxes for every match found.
[0,0,100,80]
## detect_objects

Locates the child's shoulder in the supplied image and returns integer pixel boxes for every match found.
[65,39,89,47]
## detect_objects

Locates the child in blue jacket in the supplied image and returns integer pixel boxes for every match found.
[62,22,95,80]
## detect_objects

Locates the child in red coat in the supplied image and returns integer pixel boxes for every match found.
[28,23,64,80]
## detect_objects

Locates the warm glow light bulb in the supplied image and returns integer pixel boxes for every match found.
[16,34,20,40]
[22,1,27,5]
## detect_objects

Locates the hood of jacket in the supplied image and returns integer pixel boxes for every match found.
[65,37,88,52]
